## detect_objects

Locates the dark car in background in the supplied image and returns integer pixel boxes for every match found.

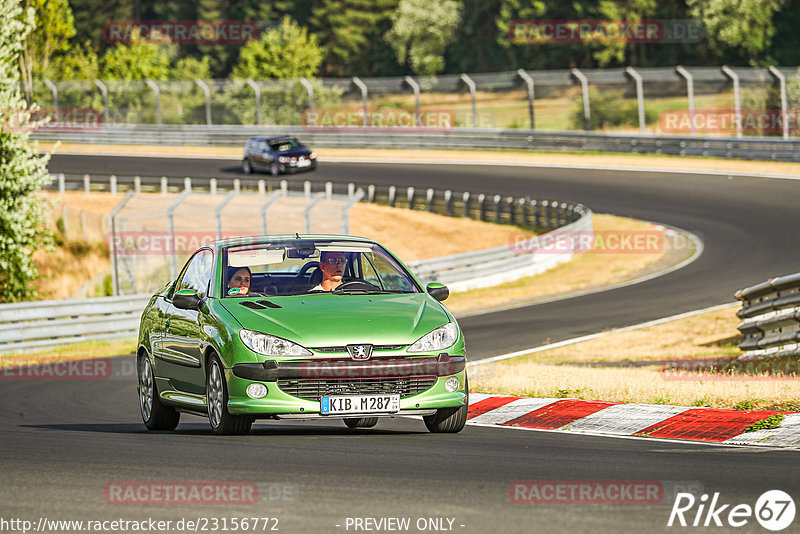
[242,136,317,176]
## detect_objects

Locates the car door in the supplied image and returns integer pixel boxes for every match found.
[158,249,214,396]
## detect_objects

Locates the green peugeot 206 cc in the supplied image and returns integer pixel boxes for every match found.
[137,235,468,435]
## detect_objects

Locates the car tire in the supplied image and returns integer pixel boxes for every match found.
[423,376,468,433]
[242,159,252,174]
[207,354,253,435]
[139,355,180,431]
[343,417,379,429]
[270,162,279,176]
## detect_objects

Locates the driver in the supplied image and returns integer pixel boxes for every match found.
[226,266,251,296]
[310,251,347,291]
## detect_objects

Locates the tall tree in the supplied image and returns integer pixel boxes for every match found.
[232,16,322,79]
[18,0,76,92]
[385,0,461,76]
[687,0,785,64]
[101,29,171,80]
[0,0,53,302]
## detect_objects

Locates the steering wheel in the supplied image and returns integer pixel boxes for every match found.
[332,280,380,292]
[296,261,319,278]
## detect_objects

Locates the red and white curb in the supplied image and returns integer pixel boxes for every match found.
[467,394,800,447]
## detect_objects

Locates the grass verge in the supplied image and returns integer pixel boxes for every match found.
[470,305,800,411]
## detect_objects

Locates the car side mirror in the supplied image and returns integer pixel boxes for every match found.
[426,282,449,302]
[173,288,202,310]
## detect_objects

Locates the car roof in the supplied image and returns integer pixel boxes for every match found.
[201,235,375,251]
[247,136,301,143]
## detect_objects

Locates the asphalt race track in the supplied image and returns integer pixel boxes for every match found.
[2,154,796,533]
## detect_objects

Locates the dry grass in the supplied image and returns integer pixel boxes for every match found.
[349,203,514,261]
[445,214,683,314]
[471,305,800,410]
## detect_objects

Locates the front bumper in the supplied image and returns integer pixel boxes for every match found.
[225,355,467,416]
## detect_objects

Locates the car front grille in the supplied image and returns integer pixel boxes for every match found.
[276,376,437,401]
[311,345,404,353]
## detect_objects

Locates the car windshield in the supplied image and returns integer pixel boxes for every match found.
[268,138,302,152]
[222,240,420,297]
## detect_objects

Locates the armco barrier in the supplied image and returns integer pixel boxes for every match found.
[736,272,800,359]
[0,210,592,353]
[31,125,800,161]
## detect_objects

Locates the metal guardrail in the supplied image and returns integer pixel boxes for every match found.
[32,125,800,161]
[736,272,800,359]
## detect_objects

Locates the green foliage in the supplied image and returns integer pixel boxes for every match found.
[233,17,323,79]
[687,0,785,62]
[0,0,53,302]
[744,414,785,432]
[172,56,212,81]
[571,90,657,130]
[18,0,76,91]
[386,0,461,75]
[101,29,171,81]
[47,40,100,80]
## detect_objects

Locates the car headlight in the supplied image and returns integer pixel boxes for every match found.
[407,323,458,353]
[310,152,317,159]
[239,329,311,356]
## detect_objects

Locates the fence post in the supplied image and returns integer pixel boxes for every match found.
[462,192,471,218]
[407,187,415,210]
[145,79,161,126]
[215,191,237,239]
[280,180,288,195]
[166,190,191,280]
[388,186,396,207]
[348,182,355,198]
[299,77,315,113]
[721,66,742,138]
[304,181,311,199]
[352,77,369,127]
[80,210,86,239]
[494,195,502,222]
[94,80,110,125]
[58,173,65,194]
[160,176,168,195]
[195,79,212,126]
[233,178,240,193]
[134,175,141,193]
[184,176,192,192]
[517,69,535,129]
[768,66,789,140]
[426,188,435,212]
[304,193,325,233]
[258,179,265,194]
[209,178,217,195]
[532,199,539,228]
[478,193,486,221]
[368,184,375,203]
[404,76,421,126]
[110,175,117,194]
[460,74,477,127]
[520,198,528,226]
[110,191,136,295]
[444,190,452,216]
[625,67,646,134]
[84,174,90,194]
[246,79,262,125]
[326,181,333,200]
[675,66,695,136]
[571,68,591,131]
[260,190,282,235]
[507,196,516,225]
[43,79,58,117]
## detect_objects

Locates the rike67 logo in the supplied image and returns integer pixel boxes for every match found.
[668,490,795,531]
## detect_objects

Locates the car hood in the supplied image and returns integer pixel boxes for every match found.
[220,293,451,348]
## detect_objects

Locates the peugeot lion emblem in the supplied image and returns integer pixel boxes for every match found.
[347,344,373,361]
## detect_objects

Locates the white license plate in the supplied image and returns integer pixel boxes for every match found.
[297,159,311,167]
[320,394,400,415]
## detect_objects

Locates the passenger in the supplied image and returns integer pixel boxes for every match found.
[310,251,347,291]
[226,266,251,296]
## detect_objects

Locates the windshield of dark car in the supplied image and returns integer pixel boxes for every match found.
[222,240,419,297]
[268,138,302,152]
